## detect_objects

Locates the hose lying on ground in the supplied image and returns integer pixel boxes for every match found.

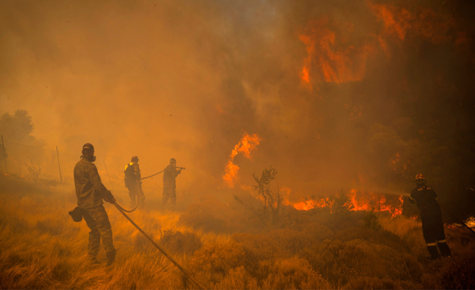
[112,201,205,290]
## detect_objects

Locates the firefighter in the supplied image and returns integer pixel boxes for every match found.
[74,143,116,266]
[162,158,182,208]
[409,174,451,259]
[124,156,145,209]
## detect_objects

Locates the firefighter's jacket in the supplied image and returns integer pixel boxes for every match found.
[74,156,114,209]
[124,162,141,188]
[410,184,440,217]
[163,165,180,188]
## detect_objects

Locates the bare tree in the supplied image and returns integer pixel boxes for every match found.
[25,162,41,183]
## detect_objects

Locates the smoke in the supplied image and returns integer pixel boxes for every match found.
[1,0,474,206]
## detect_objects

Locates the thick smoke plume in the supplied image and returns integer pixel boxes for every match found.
[1,0,474,212]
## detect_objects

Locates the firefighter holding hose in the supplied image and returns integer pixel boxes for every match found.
[124,156,145,209]
[73,143,116,266]
[162,158,183,208]
[409,174,451,259]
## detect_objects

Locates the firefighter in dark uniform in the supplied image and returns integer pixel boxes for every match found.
[162,158,183,208]
[74,143,116,266]
[409,173,451,259]
[124,156,145,209]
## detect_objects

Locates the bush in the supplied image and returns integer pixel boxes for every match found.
[260,258,330,289]
[212,266,259,290]
[303,239,420,288]
[188,241,259,284]
[159,230,202,256]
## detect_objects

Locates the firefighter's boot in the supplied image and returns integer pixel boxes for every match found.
[427,245,440,260]
[437,241,451,257]
[106,251,116,266]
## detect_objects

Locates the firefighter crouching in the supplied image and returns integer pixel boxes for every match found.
[73,143,116,266]
[409,174,451,259]
[124,156,145,209]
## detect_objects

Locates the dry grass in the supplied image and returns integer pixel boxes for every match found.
[1,175,475,289]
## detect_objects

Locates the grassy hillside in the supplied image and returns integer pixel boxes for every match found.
[1,175,474,289]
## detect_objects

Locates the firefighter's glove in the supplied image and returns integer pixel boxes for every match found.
[102,190,116,204]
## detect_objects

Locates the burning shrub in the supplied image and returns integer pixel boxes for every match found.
[330,189,355,214]
[159,230,202,256]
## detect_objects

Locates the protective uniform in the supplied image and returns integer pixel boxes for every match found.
[124,156,145,208]
[74,144,116,265]
[162,159,181,207]
[409,174,451,259]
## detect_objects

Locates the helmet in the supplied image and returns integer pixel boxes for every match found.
[170,158,176,163]
[82,143,94,154]
[415,173,425,182]
[131,156,139,162]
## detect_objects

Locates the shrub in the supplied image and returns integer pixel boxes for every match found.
[437,255,475,289]
[159,230,202,257]
[212,266,259,290]
[364,208,382,231]
[188,241,258,284]
[343,276,403,289]
[260,258,330,289]
[303,239,419,288]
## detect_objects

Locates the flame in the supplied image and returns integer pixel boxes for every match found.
[299,3,463,88]
[291,189,404,218]
[370,3,456,44]
[299,18,375,87]
[370,4,412,41]
[293,198,332,211]
[223,160,240,187]
[223,132,261,187]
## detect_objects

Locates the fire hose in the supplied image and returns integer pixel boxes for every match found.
[141,169,165,180]
[112,201,205,290]
[141,167,185,180]
[437,202,475,236]
[398,192,475,236]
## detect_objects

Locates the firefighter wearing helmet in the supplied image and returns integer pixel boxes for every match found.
[124,156,145,209]
[409,174,451,259]
[73,143,116,266]
[162,158,183,208]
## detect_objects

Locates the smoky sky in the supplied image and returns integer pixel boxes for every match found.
[1,0,474,203]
